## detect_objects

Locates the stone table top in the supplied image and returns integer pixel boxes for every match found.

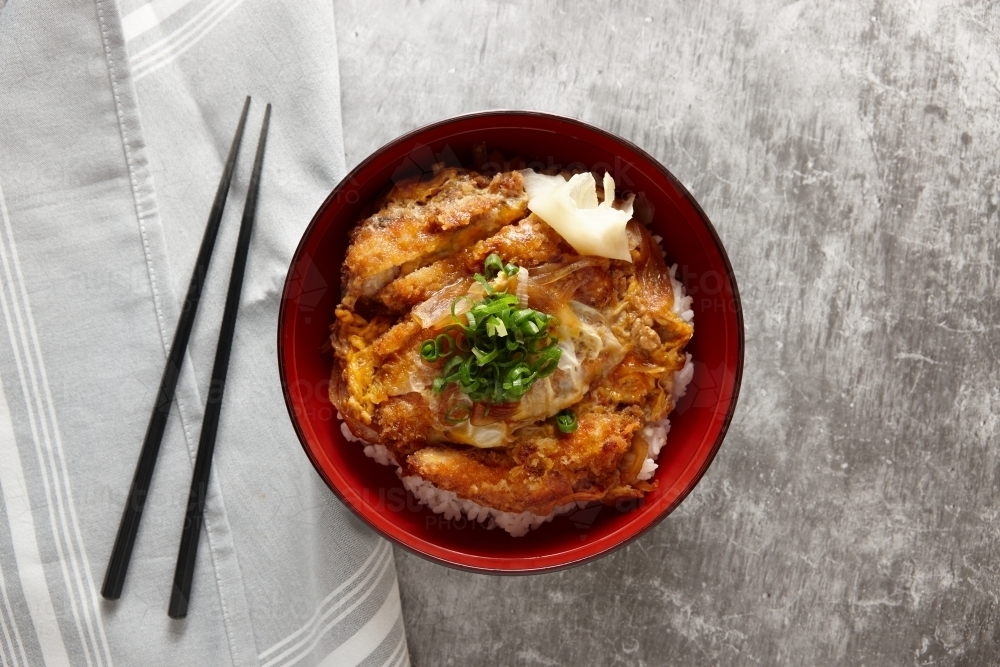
[333,1,1000,664]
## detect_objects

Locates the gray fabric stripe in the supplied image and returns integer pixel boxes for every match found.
[0,351,66,665]
[0,188,89,666]
[258,542,390,663]
[124,0,231,54]
[0,492,43,667]
[130,0,248,80]
[0,526,32,667]
[310,574,403,667]
[356,616,408,667]
[0,576,16,667]
[262,544,395,667]
[0,186,112,667]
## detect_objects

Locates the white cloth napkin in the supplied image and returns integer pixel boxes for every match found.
[0,1,408,665]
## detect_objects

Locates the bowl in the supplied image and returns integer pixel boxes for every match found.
[278,111,743,573]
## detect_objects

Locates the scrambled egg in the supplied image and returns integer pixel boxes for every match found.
[330,166,693,516]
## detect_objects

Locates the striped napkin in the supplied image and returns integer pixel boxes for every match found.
[0,1,408,666]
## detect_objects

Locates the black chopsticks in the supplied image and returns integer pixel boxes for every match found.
[169,103,271,619]
[102,98,271,618]
[102,96,251,601]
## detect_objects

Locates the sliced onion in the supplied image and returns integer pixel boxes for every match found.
[528,256,606,284]
[411,279,473,330]
[621,435,649,482]
[524,257,607,315]
[630,221,676,323]
[515,266,529,308]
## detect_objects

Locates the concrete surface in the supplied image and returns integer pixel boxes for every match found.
[333,1,1000,664]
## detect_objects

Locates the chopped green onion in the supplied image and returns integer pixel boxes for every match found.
[556,409,578,433]
[435,333,454,358]
[486,316,507,337]
[473,273,495,294]
[532,346,562,377]
[471,346,499,366]
[420,339,438,361]
[425,254,563,412]
[484,253,504,279]
[442,354,464,375]
[513,309,533,325]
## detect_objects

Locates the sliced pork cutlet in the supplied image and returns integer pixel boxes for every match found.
[342,168,528,303]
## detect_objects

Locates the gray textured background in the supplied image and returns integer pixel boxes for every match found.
[333,1,1000,664]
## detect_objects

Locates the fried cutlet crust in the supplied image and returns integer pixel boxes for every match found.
[405,408,649,516]
[342,168,528,301]
[377,214,569,312]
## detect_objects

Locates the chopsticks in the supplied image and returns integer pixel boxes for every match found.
[102,96,252,601]
[169,103,271,619]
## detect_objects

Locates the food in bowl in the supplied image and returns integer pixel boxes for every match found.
[328,159,695,536]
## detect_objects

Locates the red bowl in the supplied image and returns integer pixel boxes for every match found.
[278,111,743,573]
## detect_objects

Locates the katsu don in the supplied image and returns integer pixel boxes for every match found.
[329,164,695,535]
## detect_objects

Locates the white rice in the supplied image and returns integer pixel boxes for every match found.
[401,472,582,537]
[337,259,695,536]
[669,262,695,323]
